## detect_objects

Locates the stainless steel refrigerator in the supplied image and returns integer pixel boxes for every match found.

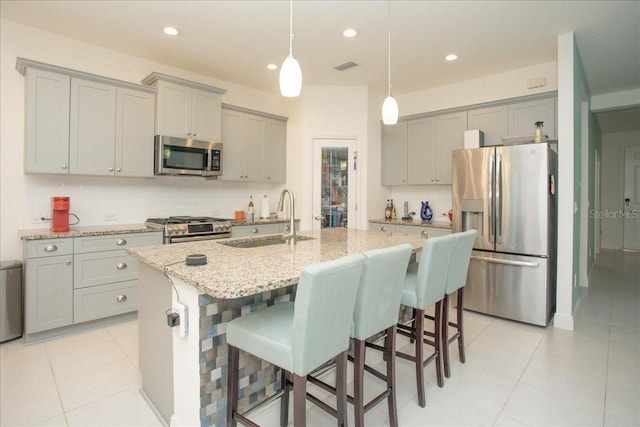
[452,142,557,326]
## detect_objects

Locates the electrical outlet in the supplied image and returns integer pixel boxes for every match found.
[104,213,118,221]
[172,302,188,337]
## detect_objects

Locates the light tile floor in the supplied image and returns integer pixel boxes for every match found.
[1,250,638,426]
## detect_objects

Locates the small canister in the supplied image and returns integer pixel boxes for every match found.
[51,196,70,232]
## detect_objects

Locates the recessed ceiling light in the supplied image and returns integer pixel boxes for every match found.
[267,64,278,70]
[163,27,180,36]
[343,28,358,38]
[445,53,458,61]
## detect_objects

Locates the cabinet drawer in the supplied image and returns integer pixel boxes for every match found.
[26,238,73,258]
[369,223,395,233]
[74,250,138,289]
[395,225,431,237]
[231,223,282,237]
[74,232,162,253]
[74,281,137,323]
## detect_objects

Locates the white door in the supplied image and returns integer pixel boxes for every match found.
[623,146,640,251]
[312,138,357,231]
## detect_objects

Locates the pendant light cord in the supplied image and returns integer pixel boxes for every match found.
[289,0,294,55]
[387,0,392,97]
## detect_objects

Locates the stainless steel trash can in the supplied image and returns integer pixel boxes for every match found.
[1,260,23,343]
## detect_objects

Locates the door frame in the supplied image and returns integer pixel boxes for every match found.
[311,137,358,231]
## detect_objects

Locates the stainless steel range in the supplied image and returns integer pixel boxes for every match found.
[145,216,232,244]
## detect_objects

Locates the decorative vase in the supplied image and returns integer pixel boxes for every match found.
[420,201,433,221]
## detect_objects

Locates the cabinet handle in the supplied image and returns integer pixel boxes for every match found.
[116,294,127,302]
[117,168,121,172]
[44,244,58,252]
[116,262,127,270]
[431,178,435,182]
[187,132,191,136]
[61,164,67,170]
[252,228,259,234]
[109,167,114,172]
[436,178,440,182]
[381,226,387,232]
[193,133,196,136]
[267,176,271,180]
[421,230,429,237]
[116,238,127,246]
[66,259,72,265]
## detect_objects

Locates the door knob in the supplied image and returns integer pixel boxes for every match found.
[314,215,323,220]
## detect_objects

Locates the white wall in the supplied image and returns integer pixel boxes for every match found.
[0,19,290,260]
[600,130,640,249]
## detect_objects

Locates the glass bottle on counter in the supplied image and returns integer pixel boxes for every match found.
[385,200,391,219]
[248,196,255,221]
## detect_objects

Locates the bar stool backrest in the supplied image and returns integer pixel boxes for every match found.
[292,253,365,375]
[352,244,413,340]
[445,230,477,294]
[414,235,456,308]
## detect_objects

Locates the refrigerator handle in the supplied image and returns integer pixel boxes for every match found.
[488,153,495,244]
[496,153,503,244]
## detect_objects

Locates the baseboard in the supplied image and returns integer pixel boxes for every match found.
[553,295,581,331]
[139,388,169,427]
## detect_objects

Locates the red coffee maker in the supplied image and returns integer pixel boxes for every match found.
[51,197,70,232]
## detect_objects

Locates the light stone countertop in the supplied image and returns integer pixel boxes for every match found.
[18,223,157,240]
[127,228,426,299]
[369,218,452,229]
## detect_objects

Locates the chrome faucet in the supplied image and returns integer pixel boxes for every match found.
[277,188,296,245]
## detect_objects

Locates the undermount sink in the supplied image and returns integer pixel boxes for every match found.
[219,235,314,248]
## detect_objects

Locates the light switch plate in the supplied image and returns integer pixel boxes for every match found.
[172,302,188,337]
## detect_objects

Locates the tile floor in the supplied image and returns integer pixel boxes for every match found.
[1,249,638,426]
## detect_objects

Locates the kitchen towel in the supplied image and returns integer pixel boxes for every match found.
[260,195,270,219]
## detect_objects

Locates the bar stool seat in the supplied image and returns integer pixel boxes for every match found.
[395,234,456,408]
[442,229,477,378]
[226,254,365,427]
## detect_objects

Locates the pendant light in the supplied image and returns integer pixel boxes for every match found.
[279,0,302,97]
[382,0,399,124]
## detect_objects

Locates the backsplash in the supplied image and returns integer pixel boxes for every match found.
[383,185,452,221]
[23,175,284,228]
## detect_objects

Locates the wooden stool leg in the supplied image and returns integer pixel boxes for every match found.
[434,301,444,388]
[457,288,466,364]
[442,293,451,378]
[280,369,290,427]
[336,350,348,427]
[414,309,426,408]
[386,325,399,427]
[354,340,366,427]
[293,374,307,427]
[226,345,239,427]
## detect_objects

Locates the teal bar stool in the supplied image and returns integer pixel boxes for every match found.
[226,253,365,427]
[395,234,456,408]
[307,244,413,427]
[442,229,477,378]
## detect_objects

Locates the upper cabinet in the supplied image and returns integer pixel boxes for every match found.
[467,95,556,146]
[381,111,466,186]
[141,73,226,142]
[220,104,287,183]
[18,58,155,177]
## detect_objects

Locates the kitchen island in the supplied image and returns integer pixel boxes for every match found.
[128,228,426,427]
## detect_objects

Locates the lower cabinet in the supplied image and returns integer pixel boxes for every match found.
[23,231,162,340]
[368,222,452,238]
[231,223,285,237]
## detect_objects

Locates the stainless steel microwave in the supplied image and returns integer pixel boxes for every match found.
[154,135,222,177]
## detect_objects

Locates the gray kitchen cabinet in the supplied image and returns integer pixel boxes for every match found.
[381,122,408,185]
[266,118,287,183]
[508,96,556,139]
[24,68,71,174]
[221,105,288,183]
[434,112,467,184]
[407,117,436,185]
[18,58,155,178]
[231,223,282,237]
[369,222,395,232]
[24,239,74,334]
[467,105,508,147]
[142,73,226,142]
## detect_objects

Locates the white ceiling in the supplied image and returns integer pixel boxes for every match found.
[2,0,639,131]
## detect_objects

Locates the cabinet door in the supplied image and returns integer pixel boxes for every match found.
[467,105,507,147]
[69,78,117,175]
[156,81,191,138]
[245,115,267,181]
[115,88,154,177]
[381,122,407,185]
[191,89,221,141]
[508,97,555,139]
[25,255,73,333]
[407,117,436,184]
[24,68,70,174]
[220,109,247,180]
[266,119,287,183]
[435,112,467,184]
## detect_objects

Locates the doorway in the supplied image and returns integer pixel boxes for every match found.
[623,146,640,251]
[311,138,357,231]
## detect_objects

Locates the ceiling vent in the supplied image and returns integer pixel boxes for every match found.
[334,61,358,71]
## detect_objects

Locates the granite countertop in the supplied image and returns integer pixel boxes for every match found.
[19,223,158,240]
[127,228,426,300]
[369,218,452,229]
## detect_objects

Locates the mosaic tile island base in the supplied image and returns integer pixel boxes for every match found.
[128,228,426,427]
